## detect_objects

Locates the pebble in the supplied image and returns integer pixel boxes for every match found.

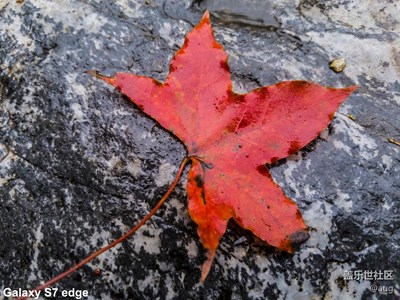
[329,57,346,72]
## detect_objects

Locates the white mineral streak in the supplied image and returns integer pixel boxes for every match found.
[163,197,188,223]
[303,201,334,250]
[185,240,199,259]
[132,226,162,255]
[333,185,353,213]
[155,162,177,187]
[27,224,44,282]
[30,0,108,35]
[335,114,379,160]
[282,154,303,199]
[126,157,143,177]
[300,0,400,33]
[114,0,143,19]
[137,270,161,296]
[307,31,399,88]
[159,22,174,48]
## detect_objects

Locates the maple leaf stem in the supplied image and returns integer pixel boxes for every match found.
[17,156,191,300]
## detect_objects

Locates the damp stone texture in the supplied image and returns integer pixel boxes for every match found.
[1,0,399,299]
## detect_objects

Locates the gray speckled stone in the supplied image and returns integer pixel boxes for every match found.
[1,0,399,299]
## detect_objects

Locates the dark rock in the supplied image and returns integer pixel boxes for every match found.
[1,0,399,299]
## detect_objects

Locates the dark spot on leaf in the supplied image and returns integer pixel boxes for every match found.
[290,81,308,89]
[288,140,301,155]
[169,64,177,72]
[256,165,271,178]
[194,175,204,188]
[270,156,279,163]
[153,79,163,86]
[220,60,230,72]
[201,190,206,205]
[253,87,270,98]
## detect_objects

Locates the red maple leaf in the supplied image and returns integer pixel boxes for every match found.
[91,11,356,279]
[19,12,357,297]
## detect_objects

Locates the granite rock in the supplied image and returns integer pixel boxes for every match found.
[0,0,399,299]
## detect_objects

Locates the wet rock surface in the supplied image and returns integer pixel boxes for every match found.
[1,0,399,299]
